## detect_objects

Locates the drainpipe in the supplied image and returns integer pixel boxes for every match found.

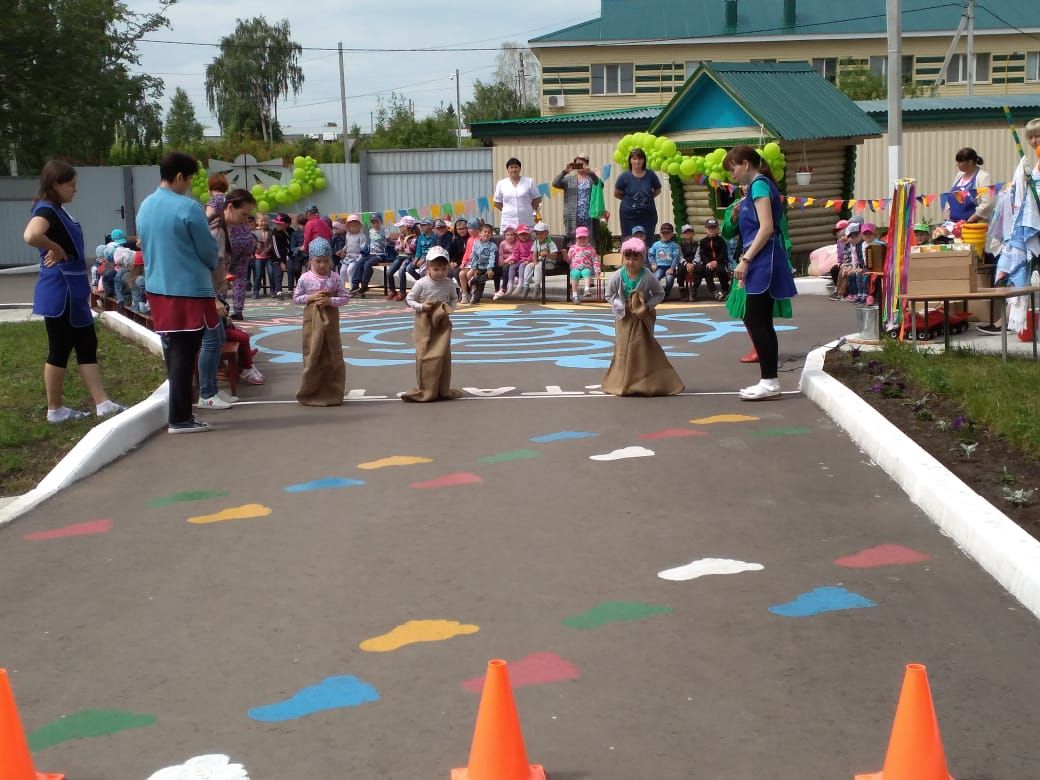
[725,0,738,29]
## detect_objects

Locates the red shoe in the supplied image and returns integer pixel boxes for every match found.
[394,292,406,301]
[740,351,759,364]
[385,292,396,300]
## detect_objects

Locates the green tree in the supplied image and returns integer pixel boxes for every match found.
[837,64,928,101]
[165,87,204,148]
[0,0,175,174]
[462,79,539,124]
[205,17,304,142]
[357,94,460,152]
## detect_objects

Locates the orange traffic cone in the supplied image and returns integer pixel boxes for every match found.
[0,669,64,780]
[855,663,954,780]
[451,659,546,780]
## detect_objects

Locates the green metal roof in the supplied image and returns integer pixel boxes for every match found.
[468,105,666,138]
[650,62,882,141]
[531,0,1035,43]
[856,94,1040,126]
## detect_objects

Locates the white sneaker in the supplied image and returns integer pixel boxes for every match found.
[197,395,232,409]
[493,290,505,300]
[520,286,531,299]
[582,287,593,298]
[217,390,238,403]
[739,379,781,401]
[241,367,264,385]
[571,292,581,304]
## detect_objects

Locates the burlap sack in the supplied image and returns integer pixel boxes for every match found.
[296,303,345,406]
[401,303,462,402]
[602,291,684,397]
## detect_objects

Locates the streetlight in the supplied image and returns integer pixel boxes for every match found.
[450,70,462,148]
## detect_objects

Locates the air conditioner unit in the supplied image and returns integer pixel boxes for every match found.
[546,95,566,109]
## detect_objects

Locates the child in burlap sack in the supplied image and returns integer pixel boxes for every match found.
[401,246,462,402]
[292,237,349,406]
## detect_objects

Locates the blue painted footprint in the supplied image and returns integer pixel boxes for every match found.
[529,431,599,443]
[769,586,876,617]
[248,676,379,722]
[284,477,366,493]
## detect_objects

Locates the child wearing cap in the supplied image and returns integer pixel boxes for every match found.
[128,250,149,314]
[913,222,932,246]
[677,225,698,301]
[524,222,559,298]
[287,214,308,291]
[511,225,535,297]
[460,223,498,304]
[339,215,369,290]
[386,219,417,301]
[567,226,601,303]
[696,217,731,301]
[648,223,682,300]
[433,219,453,252]
[292,236,349,406]
[833,222,867,302]
[401,247,462,402]
[602,237,684,396]
[493,226,519,300]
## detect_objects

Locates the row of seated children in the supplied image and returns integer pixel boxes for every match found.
[646,220,733,303]
[91,229,150,315]
[828,218,886,304]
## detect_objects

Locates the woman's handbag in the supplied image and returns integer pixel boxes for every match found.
[589,181,605,219]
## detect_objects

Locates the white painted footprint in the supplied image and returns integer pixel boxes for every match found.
[146,754,249,780]
[658,557,764,581]
[589,446,655,461]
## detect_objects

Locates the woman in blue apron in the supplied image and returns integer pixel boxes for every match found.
[724,145,798,401]
[23,160,124,423]
[945,147,994,225]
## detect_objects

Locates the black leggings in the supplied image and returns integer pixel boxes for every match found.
[44,306,98,368]
[744,292,778,380]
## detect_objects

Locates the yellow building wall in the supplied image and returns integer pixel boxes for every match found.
[535,34,1040,115]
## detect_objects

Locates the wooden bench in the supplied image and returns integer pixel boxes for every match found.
[898,285,1040,361]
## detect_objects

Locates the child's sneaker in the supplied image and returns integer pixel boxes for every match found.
[571,292,581,304]
[493,290,505,300]
[241,367,265,385]
[582,287,593,298]
[521,285,531,299]
[47,406,89,424]
[168,418,211,434]
[842,295,857,302]
[197,395,232,410]
[95,399,126,417]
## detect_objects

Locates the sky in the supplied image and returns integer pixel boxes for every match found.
[125,0,602,136]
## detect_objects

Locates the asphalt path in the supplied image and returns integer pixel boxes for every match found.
[2,291,1040,779]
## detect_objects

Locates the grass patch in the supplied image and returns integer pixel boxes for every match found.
[0,320,166,496]
[874,340,1040,458]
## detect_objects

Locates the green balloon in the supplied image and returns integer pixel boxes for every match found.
[257,200,270,212]
[288,182,302,197]
[276,191,290,204]
[679,158,696,177]
[667,162,681,176]
[293,168,306,180]
[293,156,305,167]
[251,184,265,197]
[314,177,327,190]
[659,139,677,157]
[198,192,208,203]
[763,142,781,159]
[301,183,313,196]
[613,150,626,163]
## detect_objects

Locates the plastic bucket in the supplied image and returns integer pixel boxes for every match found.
[795,171,812,186]
[1019,309,1038,342]
[960,223,987,258]
[855,305,879,340]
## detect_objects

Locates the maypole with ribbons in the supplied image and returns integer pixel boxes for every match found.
[883,178,916,335]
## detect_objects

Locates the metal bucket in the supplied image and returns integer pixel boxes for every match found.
[855,305,879,340]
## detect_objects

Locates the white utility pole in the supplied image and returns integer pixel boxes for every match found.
[454,69,463,147]
[338,42,349,163]
[966,0,975,96]
[886,0,903,189]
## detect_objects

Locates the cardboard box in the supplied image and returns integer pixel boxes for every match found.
[906,249,977,297]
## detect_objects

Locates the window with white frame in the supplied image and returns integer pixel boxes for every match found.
[590,63,634,95]
[948,53,991,83]
[812,58,837,83]
[1027,52,1040,82]
[869,55,916,80]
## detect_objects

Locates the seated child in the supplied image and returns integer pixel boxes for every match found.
[602,237,684,397]
[387,218,417,300]
[524,221,558,298]
[493,226,519,300]
[460,223,498,304]
[839,222,869,303]
[292,237,349,406]
[695,217,731,301]
[340,214,369,289]
[401,247,462,402]
[567,226,601,303]
[217,294,264,385]
[509,224,535,296]
[648,222,681,300]
[128,251,149,314]
[913,222,932,246]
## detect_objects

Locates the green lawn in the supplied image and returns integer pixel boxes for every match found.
[0,320,166,496]
[875,340,1040,458]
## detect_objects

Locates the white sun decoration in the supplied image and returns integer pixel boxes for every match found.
[146,754,249,780]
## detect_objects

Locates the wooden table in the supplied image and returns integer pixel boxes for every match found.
[898,286,1040,361]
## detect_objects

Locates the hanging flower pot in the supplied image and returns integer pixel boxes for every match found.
[795,167,813,186]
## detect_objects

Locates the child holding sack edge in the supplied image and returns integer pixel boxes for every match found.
[293,237,349,406]
[401,247,462,402]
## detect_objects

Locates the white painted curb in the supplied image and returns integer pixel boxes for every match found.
[0,311,168,527]
[800,343,1040,620]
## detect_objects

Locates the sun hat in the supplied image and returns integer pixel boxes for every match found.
[306,204,319,214]
[516,224,531,234]
[332,220,346,231]
[914,222,930,232]
[835,219,849,231]
[575,226,590,238]
[426,246,450,262]
[308,237,332,257]
[94,244,108,258]
[468,219,482,230]
[272,213,290,225]
[420,217,433,226]
[681,224,694,234]
[861,222,878,234]
[533,221,548,232]
[630,225,646,235]
[370,213,383,223]
[844,223,862,237]
[621,237,646,254]
[434,219,447,228]
[704,217,719,228]
[346,214,361,223]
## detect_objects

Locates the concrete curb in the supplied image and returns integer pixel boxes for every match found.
[0,265,38,275]
[0,311,168,527]
[800,342,1040,621]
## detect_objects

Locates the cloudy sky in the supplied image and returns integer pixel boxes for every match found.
[126,0,602,136]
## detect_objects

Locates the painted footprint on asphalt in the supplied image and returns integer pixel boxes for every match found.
[360,619,480,652]
[529,431,599,443]
[146,754,249,780]
[187,504,272,524]
[834,543,931,568]
[748,426,812,438]
[461,652,580,692]
[639,428,709,440]
[689,414,759,424]
[589,446,655,461]
[28,709,156,751]
[148,490,228,508]
[563,601,672,629]
[357,455,433,470]
[410,473,482,489]
[23,519,113,541]
[478,449,542,463]
[284,477,365,493]
[658,558,765,581]
[248,676,379,722]
[769,586,877,617]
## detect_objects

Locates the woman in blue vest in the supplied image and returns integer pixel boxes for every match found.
[944,147,994,226]
[23,160,124,423]
[724,145,798,401]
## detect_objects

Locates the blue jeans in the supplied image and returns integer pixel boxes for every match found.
[386,256,409,292]
[654,266,676,298]
[252,259,270,296]
[131,275,147,312]
[397,260,423,291]
[198,319,226,399]
[102,268,116,299]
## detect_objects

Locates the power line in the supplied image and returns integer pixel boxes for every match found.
[975,3,1040,44]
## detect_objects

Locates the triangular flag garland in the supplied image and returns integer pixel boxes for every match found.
[340,175,1003,227]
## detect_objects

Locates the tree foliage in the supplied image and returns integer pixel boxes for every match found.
[462,80,540,124]
[165,87,205,148]
[0,0,174,174]
[205,17,304,143]
[353,94,464,155]
[837,64,928,101]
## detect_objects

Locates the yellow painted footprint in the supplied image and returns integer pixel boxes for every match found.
[689,414,760,425]
[357,455,433,470]
[360,619,479,652]
[187,504,272,524]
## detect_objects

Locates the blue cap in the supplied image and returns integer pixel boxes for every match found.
[95,244,107,258]
[306,204,319,213]
[308,237,332,258]
[468,219,481,230]
[104,242,118,260]
[419,217,433,226]
[110,229,127,245]
[630,225,646,235]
